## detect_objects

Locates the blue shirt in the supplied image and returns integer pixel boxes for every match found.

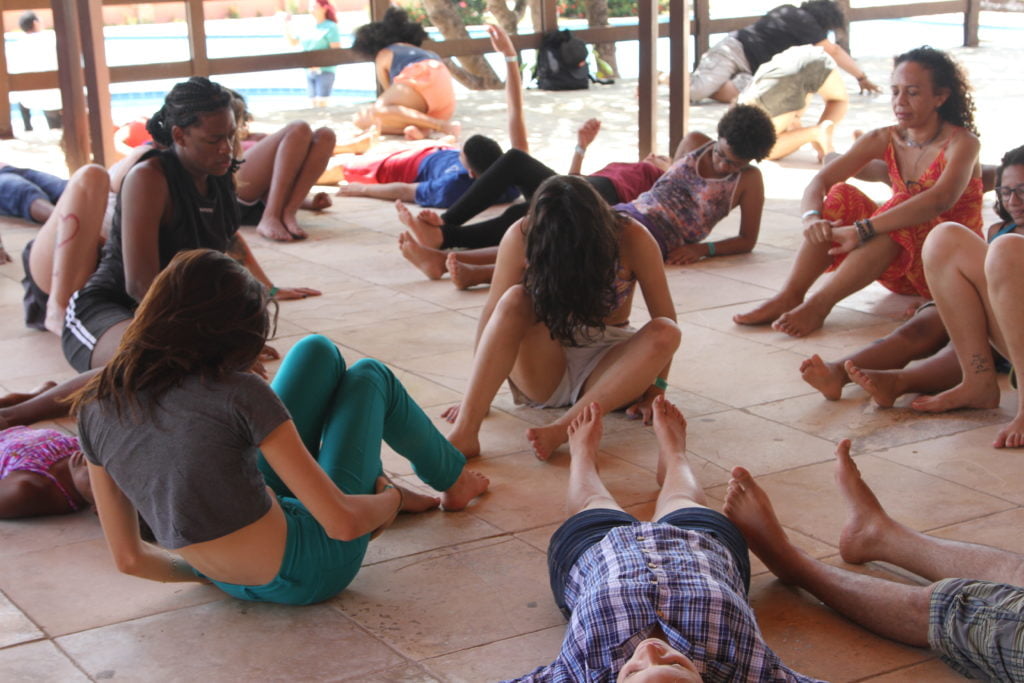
[414,149,519,208]
[507,522,824,682]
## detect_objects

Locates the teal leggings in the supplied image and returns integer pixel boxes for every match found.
[212,334,466,605]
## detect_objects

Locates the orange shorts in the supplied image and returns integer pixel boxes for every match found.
[393,59,456,120]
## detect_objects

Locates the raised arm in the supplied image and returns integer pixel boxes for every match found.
[569,118,600,175]
[259,420,402,541]
[487,24,528,153]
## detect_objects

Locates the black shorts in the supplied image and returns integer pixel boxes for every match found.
[238,199,266,226]
[20,239,48,331]
[61,288,134,372]
[546,507,750,616]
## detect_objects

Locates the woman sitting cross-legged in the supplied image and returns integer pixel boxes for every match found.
[444,176,681,461]
[72,249,489,605]
[735,46,983,337]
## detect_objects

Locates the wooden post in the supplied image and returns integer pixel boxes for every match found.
[0,7,12,139]
[540,0,558,34]
[51,0,90,172]
[668,0,689,155]
[186,0,210,76]
[78,0,115,167]
[834,0,851,53]
[964,0,979,47]
[636,0,657,159]
[692,0,709,70]
[370,0,390,21]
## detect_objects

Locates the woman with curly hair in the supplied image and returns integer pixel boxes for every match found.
[444,176,681,461]
[351,7,459,140]
[735,46,983,337]
[73,249,488,604]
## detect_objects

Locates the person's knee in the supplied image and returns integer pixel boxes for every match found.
[283,120,314,143]
[346,357,393,393]
[290,334,343,370]
[73,164,110,195]
[922,221,975,264]
[313,126,337,147]
[494,284,535,319]
[642,317,681,356]
[985,233,1024,285]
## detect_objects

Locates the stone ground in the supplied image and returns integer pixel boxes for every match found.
[2,41,1024,682]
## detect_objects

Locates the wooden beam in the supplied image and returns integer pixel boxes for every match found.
[0,6,13,139]
[636,0,657,159]
[51,0,90,172]
[669,0,689,155]
[692,0,709,71]
[185,0,209,76]
[77,0,115,166]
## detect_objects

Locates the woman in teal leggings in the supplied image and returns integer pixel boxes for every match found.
[74,249,489,605]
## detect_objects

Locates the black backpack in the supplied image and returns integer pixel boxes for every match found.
[534,29,589,91]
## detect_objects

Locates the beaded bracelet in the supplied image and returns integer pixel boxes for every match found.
[855,219,877,244]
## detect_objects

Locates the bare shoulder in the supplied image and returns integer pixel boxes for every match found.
[947,126,980,153]
[618,215,659,257]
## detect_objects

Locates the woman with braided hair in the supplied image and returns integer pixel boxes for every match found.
[0,77,317,430]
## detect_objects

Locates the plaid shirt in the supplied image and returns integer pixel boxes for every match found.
[509,522,823,682]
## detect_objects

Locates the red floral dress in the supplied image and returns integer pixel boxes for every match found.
[822,128,983,297]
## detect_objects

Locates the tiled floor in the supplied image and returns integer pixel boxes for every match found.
[2,43,1023,681]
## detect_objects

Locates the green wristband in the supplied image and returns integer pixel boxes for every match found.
[706,242,716,257]
[653,376,668,390]
[268,286,279,298]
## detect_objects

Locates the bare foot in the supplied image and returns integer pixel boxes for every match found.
[567,402,603,459]
[441,468,489,510]
[447,254,492,290]
[283,214,308,240]
[403,125,427,141]
[416,209,443,228]
[994,414,1024,449]
[300,192,333,211]
[527,422,568,461]
[256,216,295,242]
[395,200,443,248]
[441,120,461,140]
[733,294,802,326]
[772,301,828,338]
[723,466,805,584]
[399,232,447,280]
[651,395,687,486]
[833,439,894,564]
[0,380,57,408]
[397,485,441,513]
[44,302,65,336]
[811,120,835,163]
[801,354,846,400]
[447,422,481,459]
[333,126,378,155]
[910,379,1000,413]
[844,361,902,408]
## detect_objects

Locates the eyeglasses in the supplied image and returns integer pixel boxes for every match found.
[713,140,750,171]
[995,183,1024,202]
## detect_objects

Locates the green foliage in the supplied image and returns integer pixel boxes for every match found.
[558,0,671,19]
[398,0,490,28]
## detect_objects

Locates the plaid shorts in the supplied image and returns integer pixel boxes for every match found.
[928,577,1024,680]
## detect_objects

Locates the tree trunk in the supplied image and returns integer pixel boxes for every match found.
[420,0,503,90]
[486,0,529,35]
[584,0,619,78]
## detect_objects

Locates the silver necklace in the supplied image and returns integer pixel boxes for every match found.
[902,123,944,185]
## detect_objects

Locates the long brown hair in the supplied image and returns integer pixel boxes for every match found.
[70,249,274,419]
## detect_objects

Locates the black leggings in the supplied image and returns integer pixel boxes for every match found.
[439,149,619,250]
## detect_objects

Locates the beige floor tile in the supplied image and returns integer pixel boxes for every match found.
[324,310,477,363]
[706,455,1012,545]
[363,506,503,566]
[748,393,1011,454]
[0,640,90,682]
[666,268,777,313]
[861,658,967,682]
[424,626,565,682]
[334,536,563,660]
[1,538,221,636]
[0,590,42,648]
[0,510,103,559]
[58,600,407,681]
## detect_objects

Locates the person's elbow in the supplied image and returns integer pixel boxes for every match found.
[322,516,364,542]
[111,547,146,577]
[125,278,148,303]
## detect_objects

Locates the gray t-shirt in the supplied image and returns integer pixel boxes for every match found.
[79,372,291,549]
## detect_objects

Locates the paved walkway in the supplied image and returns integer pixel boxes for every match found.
[1,39,1023,681]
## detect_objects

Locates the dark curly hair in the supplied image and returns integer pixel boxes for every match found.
[462,135,503,176]
[70,249,276,420]
[146,77,234,148]
[719,104,777,162]
[352,7,428,58]
[894,46,977,135]
[523,176,621,346]
[800,0,845,31]
[994,145,1024,223]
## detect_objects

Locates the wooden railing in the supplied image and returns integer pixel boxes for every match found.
[0,0,981,171]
